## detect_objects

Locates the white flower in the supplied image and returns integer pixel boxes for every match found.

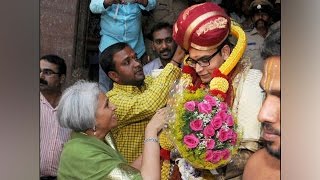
[176,158,205,180]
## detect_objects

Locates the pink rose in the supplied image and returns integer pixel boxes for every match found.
[183,134,200,149]
[205,150,214,161]
[221,149,231,160]
[197,102,212,114]
[184,101,196,111]
[219,102,227,112]
[204,95,217,107]
[203,125,215,137]
[226,115,234,126]
[218,129,229,142]
[227,129,235,139]
[211,150,222,163]
[210,116,223,130]
[217,111,227,121]
[190,119,203,131]
[206,139,215,149]
[230,132,238,145]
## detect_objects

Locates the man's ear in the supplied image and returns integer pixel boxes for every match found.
[151,41,156,52]
[60,74,66,84]
[221,45,231,60]
[108,71,120,83]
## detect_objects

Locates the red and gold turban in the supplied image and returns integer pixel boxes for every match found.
[173,2,231,51]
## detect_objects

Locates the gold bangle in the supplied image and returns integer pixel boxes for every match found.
[144,137,159,143]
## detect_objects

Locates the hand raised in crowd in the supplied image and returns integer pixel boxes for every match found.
[146,107,170,133]
[131,107,170,172]
[140,106,170,180]
[171,45,186,67]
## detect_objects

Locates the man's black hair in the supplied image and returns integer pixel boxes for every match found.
[40,54,67,76]
[99,42,129,77]
[150,22,173,41]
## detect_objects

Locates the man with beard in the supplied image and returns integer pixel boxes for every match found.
[143,22,178,76]
[40,55,71,180]
[242,55,280,180]
[100,42,184,163]
[244,0,274,71]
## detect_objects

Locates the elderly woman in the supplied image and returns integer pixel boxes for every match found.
[57,80,167,179]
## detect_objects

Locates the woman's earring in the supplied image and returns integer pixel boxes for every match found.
[93,126,97,136]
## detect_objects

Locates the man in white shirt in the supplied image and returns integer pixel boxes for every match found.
[143,22,177,76]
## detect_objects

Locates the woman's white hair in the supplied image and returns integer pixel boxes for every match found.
[57,80,100,132]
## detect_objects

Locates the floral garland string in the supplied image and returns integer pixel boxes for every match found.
[159,132,174,180]
[159,22,247,176]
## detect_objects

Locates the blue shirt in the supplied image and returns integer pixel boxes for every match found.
[90,0,156,58]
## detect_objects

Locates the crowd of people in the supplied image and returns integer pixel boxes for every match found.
[40,0,280,179]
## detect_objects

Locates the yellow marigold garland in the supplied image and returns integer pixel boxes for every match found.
[160,132,174,150]
[219,22,247,76]
[208,22,247,100]
[209,77,229,93]
[160,132,174,180]
[161,160,171,180]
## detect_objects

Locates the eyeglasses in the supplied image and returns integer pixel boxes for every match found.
[40,69,60,76]
[185,47,222,68]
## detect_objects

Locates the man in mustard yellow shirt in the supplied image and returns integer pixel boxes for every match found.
[100,42,184,163]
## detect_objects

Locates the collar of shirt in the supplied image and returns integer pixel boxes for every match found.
[40,92,58,111]
[249,27,272,37]
[154,57,164,68]
[111,81,148,94]
[249,28,259,35]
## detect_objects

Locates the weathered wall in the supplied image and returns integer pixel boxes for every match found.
[40,0,82,87]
